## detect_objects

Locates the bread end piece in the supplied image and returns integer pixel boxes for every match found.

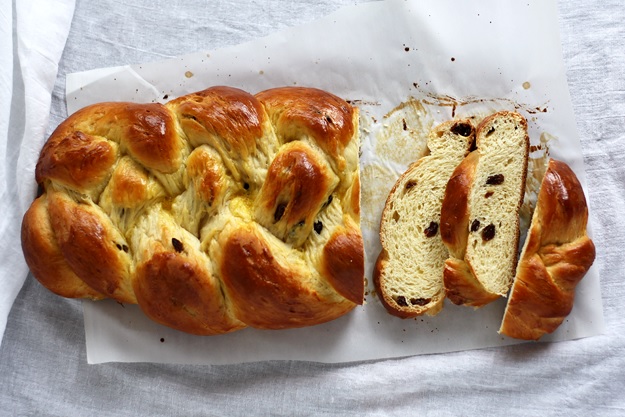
[499,159,596,340]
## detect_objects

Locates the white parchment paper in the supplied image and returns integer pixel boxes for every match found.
[63,0,604,364]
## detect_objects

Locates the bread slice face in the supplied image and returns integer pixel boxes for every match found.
[440,111,529,307]
[374,119,475,318]
[499,159,595,340]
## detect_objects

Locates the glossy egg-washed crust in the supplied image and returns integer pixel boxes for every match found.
[21,86,364,335]
[499,159,595,340]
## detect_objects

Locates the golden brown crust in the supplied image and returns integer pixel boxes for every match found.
[263,143,331,224]
[168,86,265,159]
[440,151,479,259]
[321,223,365,305]
[219,225,356,329]
[22,85,363,335]
[134,251,245,335]
[46,191,136,304]
[186,146,228,206]
[112,103,182,173]
[256,87,354,164]
[500,159,595,340]
[37,102,182,183]
[21,195,105,300]
[36,131,117,192]
[254,141,337,247]
[108,157,150,207]
[348,173,361,218]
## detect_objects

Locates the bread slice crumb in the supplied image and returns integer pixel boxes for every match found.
[374,119,475,318]
[440,111,529,307]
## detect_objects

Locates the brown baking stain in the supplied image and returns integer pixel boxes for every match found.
[519,132,555,231]
[360,164,396,231]
[185,71,194,78]
[374,98,432,166]
[346,99,381,107]
[527,106,548,114]
[523,81,531,89]
[411,82,549,119]
[363,278,375,298]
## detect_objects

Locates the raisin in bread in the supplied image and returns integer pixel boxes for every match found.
[21,86,365,335]
[499,159,595,340]
[374,119,476,317]
[440,111,529,307]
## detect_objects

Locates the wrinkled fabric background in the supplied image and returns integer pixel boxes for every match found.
[1,0,624,415]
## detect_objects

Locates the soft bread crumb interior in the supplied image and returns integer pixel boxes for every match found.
[465,114,528,295]
[379,121,473,309]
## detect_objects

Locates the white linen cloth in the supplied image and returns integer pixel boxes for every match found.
[0,0,75,347]
[0,0,624,415]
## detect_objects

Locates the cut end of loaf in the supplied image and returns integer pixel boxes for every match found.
[499,158,596,340]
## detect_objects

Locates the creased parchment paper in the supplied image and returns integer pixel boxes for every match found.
[63,0,604,364]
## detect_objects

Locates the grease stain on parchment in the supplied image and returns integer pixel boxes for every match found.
[375,98,434,166]
[360,98,436,233]
[361,163,397,231]
[519,132,556,232]
[411,82,549,118]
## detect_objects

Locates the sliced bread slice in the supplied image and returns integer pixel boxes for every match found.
[374,119,475,318]
[499,159,595,340]
[440,111,529,307]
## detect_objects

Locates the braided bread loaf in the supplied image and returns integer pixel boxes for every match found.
[21,86,365,335]
[499,158,595,340]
